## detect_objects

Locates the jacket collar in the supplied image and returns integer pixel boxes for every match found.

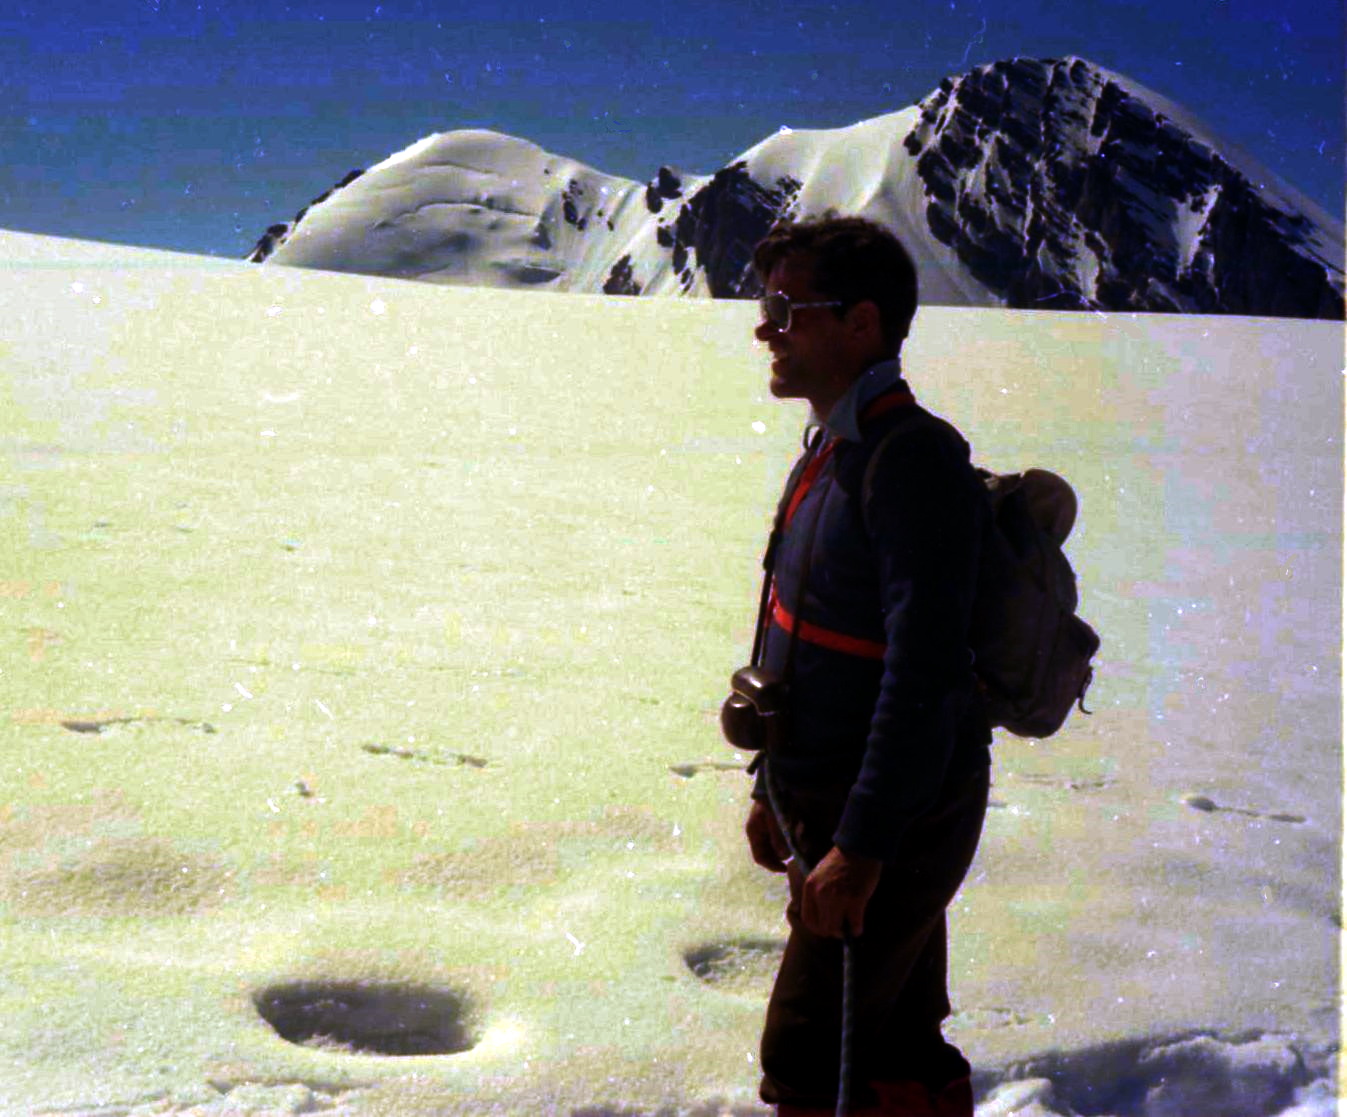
[819,358,906,443]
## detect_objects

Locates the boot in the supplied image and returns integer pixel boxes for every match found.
[932,1075,973,1116]
[871,1074,973,1116]
[776,1101,888,1117]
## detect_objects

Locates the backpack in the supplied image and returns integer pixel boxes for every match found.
[864,427,1100,739]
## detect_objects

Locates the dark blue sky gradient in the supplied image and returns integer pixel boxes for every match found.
[2,0,1341,258]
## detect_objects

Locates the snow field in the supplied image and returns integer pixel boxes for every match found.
[0,230,1338,1115]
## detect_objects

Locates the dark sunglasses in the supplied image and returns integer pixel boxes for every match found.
[759,292,844,332]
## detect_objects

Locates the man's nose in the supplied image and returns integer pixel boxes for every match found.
[754,318,780,342]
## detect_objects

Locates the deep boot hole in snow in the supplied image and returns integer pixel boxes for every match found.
[684,938,785,993]
[254,981,478,1055]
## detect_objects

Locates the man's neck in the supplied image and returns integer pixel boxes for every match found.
[817,357,905,442]
[810,347,892,420]
[809,384,851,424]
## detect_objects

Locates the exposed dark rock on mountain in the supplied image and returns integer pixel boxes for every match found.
[603,254,642,296]
[247,168,364,263]
[645,166,684,214]
[561,179,588,230]
[660,164,804,298]
[907,58,1343,317]
[246,58,1342,320]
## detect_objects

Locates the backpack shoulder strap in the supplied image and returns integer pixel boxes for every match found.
[751,424,827,666]
[858,406,950,533]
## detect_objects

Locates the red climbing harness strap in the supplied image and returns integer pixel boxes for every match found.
[783,436,838,528]
[770,596,887,659]
[771,385,918,659]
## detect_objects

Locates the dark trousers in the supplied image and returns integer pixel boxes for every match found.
[759,753,990,1108]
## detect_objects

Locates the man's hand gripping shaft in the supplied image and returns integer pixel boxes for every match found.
[746,799,883,938]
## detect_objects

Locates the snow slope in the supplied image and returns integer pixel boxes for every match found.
[248,57,1344,320]
[0,228,1339,1115]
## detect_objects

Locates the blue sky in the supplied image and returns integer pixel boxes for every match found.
[2,0,1341,258]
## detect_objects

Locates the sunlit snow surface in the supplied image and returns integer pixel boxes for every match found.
[0,230,1338,1115]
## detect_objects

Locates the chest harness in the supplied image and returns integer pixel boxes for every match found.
[765,384,916,663]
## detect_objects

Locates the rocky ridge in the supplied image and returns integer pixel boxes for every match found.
[248,57,1343,320]
[905,58,1344,317]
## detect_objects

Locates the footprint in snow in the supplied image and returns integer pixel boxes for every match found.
[1017,772,1115,791]
[362,742,487,767]
[669,760,747,778]
[684,938,784,993]
[947,1005,1049,1030]
[1181,792,1305,824]
[61,715,217,735]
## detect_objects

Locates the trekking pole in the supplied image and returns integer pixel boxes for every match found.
[751,428,855,1115]
[762,756,856,1117]
[838,926,855,1117]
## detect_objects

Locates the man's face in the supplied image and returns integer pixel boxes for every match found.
[754,255,851,409]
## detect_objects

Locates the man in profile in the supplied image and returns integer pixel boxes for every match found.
[740,216,991,1116]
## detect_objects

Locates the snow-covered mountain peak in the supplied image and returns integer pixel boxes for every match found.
[905,56,1343,316]
[249,128,651,291]
[249,57,1343,319]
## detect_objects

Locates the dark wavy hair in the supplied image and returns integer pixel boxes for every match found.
[751,214,919,353]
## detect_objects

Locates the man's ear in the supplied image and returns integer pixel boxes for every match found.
[844,299,885,351]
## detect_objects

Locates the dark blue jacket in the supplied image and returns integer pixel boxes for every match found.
[758,387,992,862]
